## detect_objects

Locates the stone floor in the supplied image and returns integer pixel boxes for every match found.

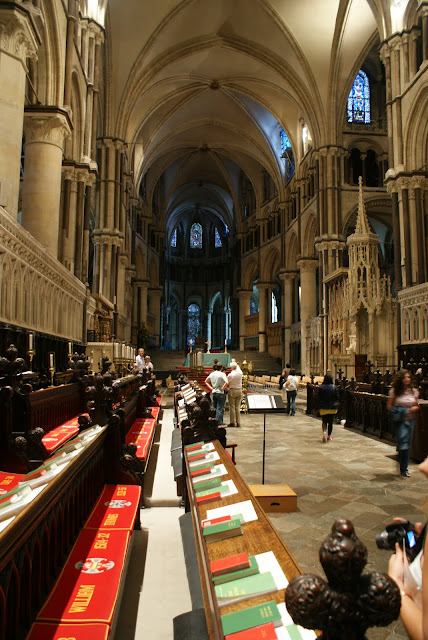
[224,400,428,640]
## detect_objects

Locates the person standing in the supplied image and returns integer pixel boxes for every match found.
[387,370,420,477]
[284,368,299,415]
[134,347,145,373]
[317,374,339,442]
[205,364,228,425]
[227,362,243,427]
[144,354,154,373]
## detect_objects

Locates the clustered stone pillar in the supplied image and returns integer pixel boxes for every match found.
[298,258,318,376]
[0,3,40,216]
[280,271,294,366]
[238,290,252,351]
[149,288,162,347]
[21,109,72,258]
[257,283,268,352]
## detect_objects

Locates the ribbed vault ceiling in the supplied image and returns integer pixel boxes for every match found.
[105,0,395,231]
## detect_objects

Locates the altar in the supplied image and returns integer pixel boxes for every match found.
[183,352,231,367]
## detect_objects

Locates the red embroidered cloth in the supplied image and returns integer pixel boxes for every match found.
[84,485,141,531]
[42,426,79,453]
[37,529,130,624]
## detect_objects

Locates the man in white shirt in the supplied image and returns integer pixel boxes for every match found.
[227,361,242,427]
[205,364,228,425]
[134,348,145,373]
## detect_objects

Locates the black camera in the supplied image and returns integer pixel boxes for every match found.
[376,521,419,560]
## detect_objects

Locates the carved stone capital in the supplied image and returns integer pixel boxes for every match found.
[87,20,105,44]
[298,257,318,273]
[24,108,72,149]
[0,4,41,64]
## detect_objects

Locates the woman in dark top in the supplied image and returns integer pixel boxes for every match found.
[317,374,338,442]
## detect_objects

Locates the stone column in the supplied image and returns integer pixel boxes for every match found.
[298,258,318,376]
[257,283,268,352]
[140,280,149,325]
[0,4,39,215]
[21,108,71,257]
[238,290,252,351]
[149,288,162,347]
[280,271,294,366]
[207,309,212,347]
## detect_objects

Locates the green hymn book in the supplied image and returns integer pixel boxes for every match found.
[189,461,214,472]
[194,477,222,493]
[215,571,277,604]
[213,556,259,585]
[221,600,282,636]
[203,516,243,542]
[195,483,228,498]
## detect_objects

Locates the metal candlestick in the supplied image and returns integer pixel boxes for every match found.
[27,350,35,372]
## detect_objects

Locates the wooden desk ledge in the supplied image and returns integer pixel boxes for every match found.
[27,622,110,640]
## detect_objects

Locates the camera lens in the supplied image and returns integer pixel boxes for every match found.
[375,531,390,549]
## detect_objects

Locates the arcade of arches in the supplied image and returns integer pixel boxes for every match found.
[0,0,427,376]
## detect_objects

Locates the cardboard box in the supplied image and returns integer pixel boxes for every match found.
[249,484,297,512]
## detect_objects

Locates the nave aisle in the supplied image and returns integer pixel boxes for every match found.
[115,400,191,639]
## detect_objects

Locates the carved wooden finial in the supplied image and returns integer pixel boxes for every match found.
[285,519,401,640]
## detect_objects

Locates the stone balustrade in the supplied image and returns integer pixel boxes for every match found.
[0,206,87,341]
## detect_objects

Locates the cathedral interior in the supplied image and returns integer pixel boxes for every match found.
[0,0,427,375]
[1,3,428,639]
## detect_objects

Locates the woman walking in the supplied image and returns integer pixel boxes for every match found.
[317,374,338,442]
[387,370,419,477]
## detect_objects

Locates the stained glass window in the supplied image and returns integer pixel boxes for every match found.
[215,228,222,248]
[279,127,295,179]
[348,70,370,124]
[187,303,200,342]
[171,229,177,247]
[279,127,291,155]
[190,222,202,249]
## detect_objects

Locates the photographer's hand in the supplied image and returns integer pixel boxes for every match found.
[388,542,405,589]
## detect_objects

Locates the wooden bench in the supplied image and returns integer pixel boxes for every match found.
[26,483,141,639]
[122,394,162,504]
[0,376,142,640]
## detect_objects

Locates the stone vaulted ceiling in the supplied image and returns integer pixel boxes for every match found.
[104,0,389,231]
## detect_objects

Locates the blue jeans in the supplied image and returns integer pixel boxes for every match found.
[212,392,226,425]
[287,390,297,415]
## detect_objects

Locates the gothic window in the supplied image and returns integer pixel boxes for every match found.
[250,298,258,315]
[187,303,200,342]
[279,127,295,180]
[171,229,177,247]
[271,292,278,323]
[215,228,222,248]
[348,70,370,124]
[190,222,202,249]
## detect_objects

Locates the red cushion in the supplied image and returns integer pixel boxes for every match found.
[42,426,79,453]
[126,419,156,461]
[0,472,24,496]
[84,485,141,532]
[27,622,109,640]
[37,529,130,625]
